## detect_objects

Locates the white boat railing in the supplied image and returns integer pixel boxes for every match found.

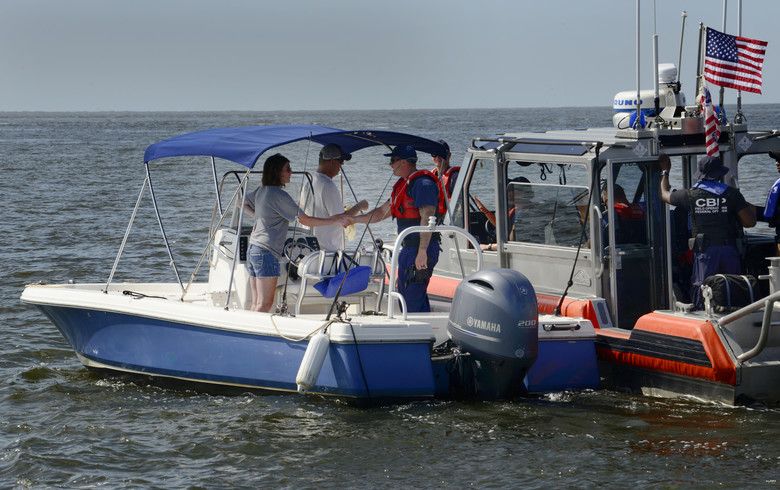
[386,218,483,320]
[716,257,780,363]
[717,291,779,363]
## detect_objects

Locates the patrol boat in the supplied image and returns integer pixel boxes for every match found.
[428,66,780,406]
[20,125,598,404]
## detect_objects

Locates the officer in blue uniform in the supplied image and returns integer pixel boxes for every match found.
[356,145,445,312]
[659,154,756,309]
[389,145,445,312]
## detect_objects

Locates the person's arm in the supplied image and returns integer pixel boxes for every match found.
[730,188,757,228]
[345,200,369,216]
[352,200,391,224]
[241,189,256,218]
[473,195,496,226]
[416,204,437,269]
[298,213,352,228]
[737,206,757,228]
[658,153,673,204]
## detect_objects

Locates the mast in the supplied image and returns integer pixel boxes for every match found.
[719,0,727,121]
[634,0,642,128]
[735,0,745,123]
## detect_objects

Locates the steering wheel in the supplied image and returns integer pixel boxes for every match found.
[283,238,317,267]
[484,219,496,241]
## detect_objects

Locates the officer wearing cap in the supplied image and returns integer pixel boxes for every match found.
[659,153,756,309]
[355,144,444,312]
[300,144,368,251]
[432,139,459,199]
[762,151,780,256]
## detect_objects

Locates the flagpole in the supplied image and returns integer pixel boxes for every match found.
[677,11,687,90]
[652,0,660,124]
[719,0,727,121]
[634,0,642,129]
[696,24,705,99]
[735,0,744,123]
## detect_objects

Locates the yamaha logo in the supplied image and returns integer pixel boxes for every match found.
[466,316,501,333]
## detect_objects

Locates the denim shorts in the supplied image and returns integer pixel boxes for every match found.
[247,245,280,278]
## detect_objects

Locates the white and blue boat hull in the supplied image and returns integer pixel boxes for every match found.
[23,283,438,402]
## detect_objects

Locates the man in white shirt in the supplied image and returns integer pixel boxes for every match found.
[300,144,368,250]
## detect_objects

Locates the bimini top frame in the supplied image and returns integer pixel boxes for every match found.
[105,125,449,302]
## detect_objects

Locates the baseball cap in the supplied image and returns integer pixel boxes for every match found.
[384,145,417,161]
[320,143,352,161]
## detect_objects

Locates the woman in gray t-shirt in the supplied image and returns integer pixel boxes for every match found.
[244,153,351,312]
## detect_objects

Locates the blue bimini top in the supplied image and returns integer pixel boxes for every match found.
[144,124,448,168]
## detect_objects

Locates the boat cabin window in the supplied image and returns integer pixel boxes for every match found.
[452,159,591,248]
[506,163,590,248]
[599,162,650,247]
[451,158,496,245]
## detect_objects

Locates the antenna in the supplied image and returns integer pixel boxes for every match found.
[719,0,728,119]
[677,11,687,88]
[652,0,660,122]
[735,0,745,123]
[634,0,642,128]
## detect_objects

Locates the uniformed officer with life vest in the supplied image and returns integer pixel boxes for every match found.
[356,145,445,312]
[659,153,756,309]
[432,139,459,199]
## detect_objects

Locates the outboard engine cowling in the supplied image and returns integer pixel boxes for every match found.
[447,268,538,399]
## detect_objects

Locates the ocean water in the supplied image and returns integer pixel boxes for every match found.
[3,108,780,488]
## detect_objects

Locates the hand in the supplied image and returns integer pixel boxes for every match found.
[659,153,671,172]
[354,200,369,213]
[415,249,428,270]
[337,215,353,227]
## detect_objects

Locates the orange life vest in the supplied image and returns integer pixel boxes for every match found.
[614,201,645,221]
[390,170,446,220]
[434,166,460,198]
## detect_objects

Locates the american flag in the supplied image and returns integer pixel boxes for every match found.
[702,84,720,156]
[704,27,767,94]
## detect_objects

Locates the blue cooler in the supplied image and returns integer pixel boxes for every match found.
[523,315,599,393]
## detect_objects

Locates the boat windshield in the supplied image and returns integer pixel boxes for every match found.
[451,158,591,248]
[507,163,589,247]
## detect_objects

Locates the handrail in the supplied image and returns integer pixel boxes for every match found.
[387,219,483,319]
[386,292,408,321]
[737,300,774,363]
[470,136,603,149]
[718,288,780,363]
[750,129,780,142]
[718,288,780,324]
[592,205,604,279]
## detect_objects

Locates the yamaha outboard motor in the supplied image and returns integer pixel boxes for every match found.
[447,268,538,399]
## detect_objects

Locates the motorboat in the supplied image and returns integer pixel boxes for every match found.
[428,75,780,406]
[21,125,599,405]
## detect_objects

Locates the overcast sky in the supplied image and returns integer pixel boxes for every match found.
[2,0,778,111]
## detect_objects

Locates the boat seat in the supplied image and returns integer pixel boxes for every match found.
[279,248,387,315]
